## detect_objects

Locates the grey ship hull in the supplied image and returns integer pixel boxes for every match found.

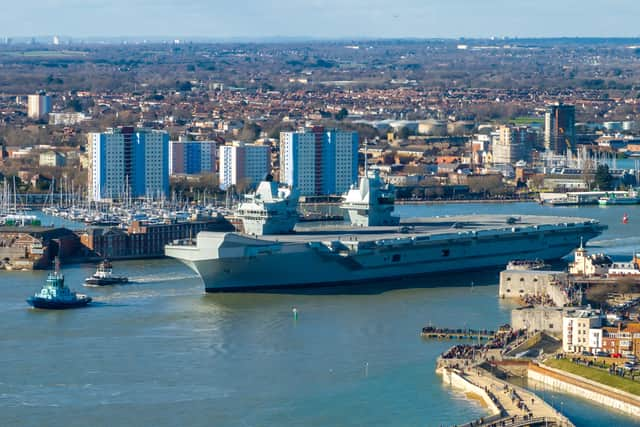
[165,215,605,292]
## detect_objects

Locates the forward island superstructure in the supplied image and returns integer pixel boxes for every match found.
[166,170,606,292]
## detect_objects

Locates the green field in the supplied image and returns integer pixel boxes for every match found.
[509,116,544,125]
[545,358,640,396]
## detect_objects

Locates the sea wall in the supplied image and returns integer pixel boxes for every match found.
[438,367,501,416]
[528,363,640,417]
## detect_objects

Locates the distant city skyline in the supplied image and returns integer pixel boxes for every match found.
[3,0,640,39]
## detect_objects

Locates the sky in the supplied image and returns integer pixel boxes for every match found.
[2,0,640,39]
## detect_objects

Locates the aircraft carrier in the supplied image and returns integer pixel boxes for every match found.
[165,172,606,292]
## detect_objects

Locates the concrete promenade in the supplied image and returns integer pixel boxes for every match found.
[468,367,572,426]
[440,366,574,427]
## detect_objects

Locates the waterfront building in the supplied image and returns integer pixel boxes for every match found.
[600,323,640,358]
[280,126,358,196]
[562,307,602,354]
[568,243,612,276]
[608,255,640,276]
[39,151,66,167]
[492,126,529,165]
[27,92,51,120]
[80,218,233,259]
[218,141,270,191]
[88,127,169,202]
[169,137,216,175]
[0,227,79,270]
[544,103,576,154]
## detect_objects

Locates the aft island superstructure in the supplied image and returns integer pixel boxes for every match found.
[165,171,606,292]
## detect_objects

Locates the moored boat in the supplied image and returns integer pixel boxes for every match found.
[598,189,640,206]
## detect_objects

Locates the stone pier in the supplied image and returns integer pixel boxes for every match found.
[439,365,574,427]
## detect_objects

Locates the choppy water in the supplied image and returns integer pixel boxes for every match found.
[1,204,640,426]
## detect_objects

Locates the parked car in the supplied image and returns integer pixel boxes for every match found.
[612,353,623,358]
[596,351,610,357]
[581,350,592,356]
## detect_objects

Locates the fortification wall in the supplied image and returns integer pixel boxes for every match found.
[511,307,564,335]
[499,270,572,306]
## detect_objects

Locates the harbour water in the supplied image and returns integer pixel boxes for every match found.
[2,203,640,426]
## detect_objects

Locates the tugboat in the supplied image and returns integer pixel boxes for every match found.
[84,259,129,286]
[27,258,92,309]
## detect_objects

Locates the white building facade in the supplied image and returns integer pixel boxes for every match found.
[568,244,612,276]
[492,125,528,166]
[218,142,270,190]
[39,151,66,167]
[562,308,602,354]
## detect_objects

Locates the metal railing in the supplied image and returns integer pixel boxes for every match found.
[459,415,567,427]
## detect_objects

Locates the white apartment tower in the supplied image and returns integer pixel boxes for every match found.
[492,125,528,165]
[28,93,52,120]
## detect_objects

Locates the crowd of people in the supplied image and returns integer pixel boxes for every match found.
[520,293,555,307]
[438,327,527,365]
[561,353,640,380]
[441,344,486,361]
[485,328,526,352]
[422,326,495,336]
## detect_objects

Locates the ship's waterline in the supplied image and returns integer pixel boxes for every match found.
[167,215,605,291]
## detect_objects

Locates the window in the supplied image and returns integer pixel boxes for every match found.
[441,249,450,257]
[392,254,401,262]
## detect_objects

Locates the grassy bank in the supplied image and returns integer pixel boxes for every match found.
[545,358,640,396]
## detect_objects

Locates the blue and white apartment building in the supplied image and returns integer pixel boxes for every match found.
[280,126,359,196]
[88,127,169,201]
[169,137,217,176]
